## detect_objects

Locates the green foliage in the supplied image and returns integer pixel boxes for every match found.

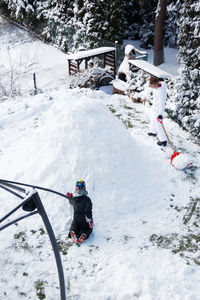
[106,0,126,43]
[167,0,200,140]
[124,0,157,49]
[164,0,183,47]
[1,0,182,50]
[34,280,46,300]
[149,196,200,266]
[0,0,126,50]
[13,230,31,251]
[0,0,181,51]
[56,238,73,255]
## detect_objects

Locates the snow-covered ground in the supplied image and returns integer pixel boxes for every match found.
[0,17,200,300]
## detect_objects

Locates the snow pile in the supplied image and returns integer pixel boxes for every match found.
[0,88,168,224]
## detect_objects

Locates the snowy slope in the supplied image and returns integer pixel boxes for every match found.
[0,16,69,95]
[0,17,200,300]
[1,88,200,300]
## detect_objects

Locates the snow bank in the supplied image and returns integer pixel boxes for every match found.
[0,90,153,220]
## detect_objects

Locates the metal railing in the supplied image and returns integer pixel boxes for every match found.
[0,179,70,300]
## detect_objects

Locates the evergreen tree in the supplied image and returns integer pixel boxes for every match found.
[124,0,140,40]
[167,0,200,140]
[81,0,125,46]
[124,0,180,49]
[2,0,35,21]
[84,0,110,45]
[71,0,87,50]
[127,0,157,49]
[106,0,126,44]
[164,0,183,47]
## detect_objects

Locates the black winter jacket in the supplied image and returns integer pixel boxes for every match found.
[69,195,93,224]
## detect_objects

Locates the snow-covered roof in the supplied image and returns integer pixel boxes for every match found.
[129,59,173,79]
[125,44,135,55]
[125,44,147,56]
[66,47,116,60]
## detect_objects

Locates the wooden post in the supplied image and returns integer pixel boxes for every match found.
[115,41,118,74]
[68,59,71,75]
[33,73,37,95]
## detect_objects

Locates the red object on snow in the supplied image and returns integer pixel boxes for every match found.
[159,121,192,170]
[170,151,181,165]
[170,151,192,170]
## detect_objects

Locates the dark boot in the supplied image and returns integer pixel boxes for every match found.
[157,141,167,146]
[148,132,156,137]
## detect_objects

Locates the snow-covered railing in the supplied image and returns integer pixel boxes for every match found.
[66,47,115,60]
[136,54,148,61]
[134,48,148,61]
[66,47,116,76]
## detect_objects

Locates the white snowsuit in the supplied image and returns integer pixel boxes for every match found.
[149,81,167,142]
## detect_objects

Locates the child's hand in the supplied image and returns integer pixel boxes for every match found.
[66,192,73,198]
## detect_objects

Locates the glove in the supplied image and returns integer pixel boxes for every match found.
[66,192,73,198]
[157,115,163,123]
[89,219,93,229]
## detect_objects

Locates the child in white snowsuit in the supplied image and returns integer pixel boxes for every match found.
[67,179,93,245]
[148,76,167,146]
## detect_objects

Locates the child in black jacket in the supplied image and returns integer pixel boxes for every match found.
[67,179,93,245]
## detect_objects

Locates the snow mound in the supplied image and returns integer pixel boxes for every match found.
[1,89,171,226]
[0,91,137,217]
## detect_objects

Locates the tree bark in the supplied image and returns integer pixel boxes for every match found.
[153,0,168,66]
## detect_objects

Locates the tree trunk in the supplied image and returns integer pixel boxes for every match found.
[153,0,168,66]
